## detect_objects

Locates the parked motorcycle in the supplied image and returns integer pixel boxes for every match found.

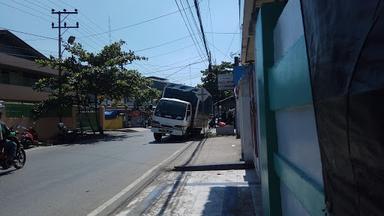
[0,129,26,170]
[18,125,39,149]
[57,122,77,143]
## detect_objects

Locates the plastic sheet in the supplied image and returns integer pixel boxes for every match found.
[300,0,384,214]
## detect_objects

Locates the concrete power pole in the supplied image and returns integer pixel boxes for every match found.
[234,56,240,138]
[51,9,79,122]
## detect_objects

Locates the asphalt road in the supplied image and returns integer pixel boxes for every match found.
[0,129,190,216]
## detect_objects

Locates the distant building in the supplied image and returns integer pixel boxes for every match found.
[0,29,57,102]
[0,30,64,140]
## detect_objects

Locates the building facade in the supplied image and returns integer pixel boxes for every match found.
[239,0,384,215]
[238,1,323,215]
[0,30,74,139]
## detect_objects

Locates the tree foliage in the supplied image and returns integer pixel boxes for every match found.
[34,40,157,134]
[200,61,233,103]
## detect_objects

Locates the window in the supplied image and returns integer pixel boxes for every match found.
[155,100,187,120]
[23,72,40,87]
[0,69,10,84]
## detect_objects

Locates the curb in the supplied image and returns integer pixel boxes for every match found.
[173,161,255,171]
[86,137,205,216]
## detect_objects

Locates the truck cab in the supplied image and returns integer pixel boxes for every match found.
[151,98,192,141]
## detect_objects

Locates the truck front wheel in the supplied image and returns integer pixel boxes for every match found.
[154,133,162,142]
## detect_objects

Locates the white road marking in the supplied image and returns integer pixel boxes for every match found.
[86,142,193,216]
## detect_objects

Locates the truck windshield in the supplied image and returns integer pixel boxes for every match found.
[155,100,187,120]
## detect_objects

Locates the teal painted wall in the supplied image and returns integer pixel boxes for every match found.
[269,36,313,111]
[255,3,286,216]
[253,2,324,216]
[274,154,325,216]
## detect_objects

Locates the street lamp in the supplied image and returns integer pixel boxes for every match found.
[67,36,76,45]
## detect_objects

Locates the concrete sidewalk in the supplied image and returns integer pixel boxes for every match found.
[189,135,242,165]
[113,134,262,216]
[110,127,150,133]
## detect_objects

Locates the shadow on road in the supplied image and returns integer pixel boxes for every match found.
[0,169,14,177]
[58,132,143,146]
[149,134,206,145]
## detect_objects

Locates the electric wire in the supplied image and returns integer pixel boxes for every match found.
[207,0,216,61]
[174,0,208,66]
[0,27,56,40]
[42,0,107,49]
[165,60,205,78]
[179,0,207,62]
[205,32,240,35]
[183,0,205,45]
[134,35,190,52]
[146,43,196,58]
[0,1,51,22]
[138,55,202,72]
[16,0,55,19]
[79,7,192,39]
[56,0,112,44]
[193,0,211,64]
[142,59,206,76]
[147,55,201,67]
[225,26,239,57]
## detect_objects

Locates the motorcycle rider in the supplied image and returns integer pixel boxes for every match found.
[0,110,16,163]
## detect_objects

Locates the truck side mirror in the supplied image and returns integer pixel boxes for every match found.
[186,110,191,117]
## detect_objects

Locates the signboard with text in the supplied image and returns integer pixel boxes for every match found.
[217,72,234,90]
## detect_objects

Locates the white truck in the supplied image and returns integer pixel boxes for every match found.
[151,83,212,141]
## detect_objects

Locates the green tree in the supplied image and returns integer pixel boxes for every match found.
[34,40,156,134]
[200,61,233,103]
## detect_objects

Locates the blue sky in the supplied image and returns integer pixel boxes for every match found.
[0,0,241,86]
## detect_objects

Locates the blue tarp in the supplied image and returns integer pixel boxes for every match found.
[104,110,118,119]
[233,66,246,85]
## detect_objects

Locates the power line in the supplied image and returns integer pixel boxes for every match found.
[193,0,212,65]
[40,0,109,48]
[174,0,207,66]
[4,0,101,49]
[20,0,55,19]
[0,27,56,40]
[79,7,191,39]
[206,32,240,35]
[207,0,216,61]
[165,60,206,78]
[134,35,190,52]
[139,55,202,71]
[0,1,51,22]
[173,74,201,83]
[147,44,196,58]
[139,55,202,74]
[56,0,109,35]
[23,0,51,12]
[179,0,207,61]
[206,39,231,60]
[183,0,204,45]
[165,65,193,78]
[0,50,70,59]
[225,25,240,57]
[59,0,111,41]
[143,59,206,76]
[4,0,103,50]
[0,44,56,54]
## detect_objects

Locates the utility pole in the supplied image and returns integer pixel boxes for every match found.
[51,9,79,122]
[234,56,240,138]
[197,88,208,135]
